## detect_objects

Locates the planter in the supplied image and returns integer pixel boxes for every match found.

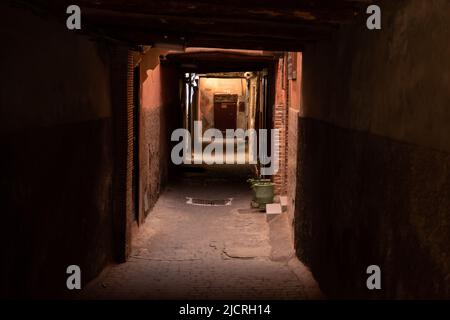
[247,178,270,200]
[247,179,274,209]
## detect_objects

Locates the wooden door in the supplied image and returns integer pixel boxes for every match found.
[214,94,238,132]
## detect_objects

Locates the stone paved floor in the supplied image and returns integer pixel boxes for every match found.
[81,167,322,299]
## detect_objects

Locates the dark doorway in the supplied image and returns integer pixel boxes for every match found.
[214,94,238,132]
[132,65,140,221]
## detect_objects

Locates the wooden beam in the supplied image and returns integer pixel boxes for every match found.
[22,0,371,49]
[29,0,371,24]
[99,27,308,51]
[81,8,334,40]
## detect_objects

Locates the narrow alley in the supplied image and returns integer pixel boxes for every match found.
[1,0,449,302]
[82,167,321,299]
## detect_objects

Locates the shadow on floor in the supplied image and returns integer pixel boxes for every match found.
[79,165,323,299]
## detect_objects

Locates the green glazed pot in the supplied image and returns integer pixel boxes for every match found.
[250,180,274,209]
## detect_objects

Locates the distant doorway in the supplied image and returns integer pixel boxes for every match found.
[214,94,238,132]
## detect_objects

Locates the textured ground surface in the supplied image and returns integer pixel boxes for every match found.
[81,167,322,299]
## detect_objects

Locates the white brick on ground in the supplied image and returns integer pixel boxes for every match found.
[266,203,283,215]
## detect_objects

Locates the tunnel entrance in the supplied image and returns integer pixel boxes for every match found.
[4,0,449,301]
[79,49,318,299]
[165,51,277,180]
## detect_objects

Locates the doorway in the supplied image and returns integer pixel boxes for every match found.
[214,94,238,132]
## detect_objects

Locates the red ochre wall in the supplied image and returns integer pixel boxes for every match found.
[133,48,180,224]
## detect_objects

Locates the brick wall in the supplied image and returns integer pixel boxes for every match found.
[272,53,303,223]
[272,53,302,196]
[110,46,134,261]
[286,53,302,226]
[272,58,288,195]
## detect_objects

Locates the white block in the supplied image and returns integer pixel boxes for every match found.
[266,203,282,215]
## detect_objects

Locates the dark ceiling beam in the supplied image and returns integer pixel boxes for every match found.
[185,37,306,52]
[99,27,307,51]
[161,60,277,74]
[28,0,371,25]
[81,9,333,41]
[163,49,277,73]
[80,3,361,25]
[22,0,372,49]
[165,51,276,62]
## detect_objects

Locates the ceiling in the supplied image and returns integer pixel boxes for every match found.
[162,50,278,73]
[26,0,373,51]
